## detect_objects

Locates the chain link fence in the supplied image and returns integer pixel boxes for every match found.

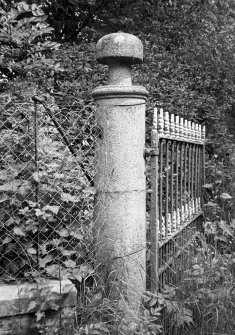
[0,95,101,285]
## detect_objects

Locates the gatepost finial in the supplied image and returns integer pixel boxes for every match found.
[96,33,143,86]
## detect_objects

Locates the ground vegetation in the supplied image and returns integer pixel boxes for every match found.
[0,0,234,334]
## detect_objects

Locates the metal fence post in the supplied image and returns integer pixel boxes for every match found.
[92,33,148,317]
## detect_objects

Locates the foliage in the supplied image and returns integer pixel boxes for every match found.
[0,96,96,281]
[40,0,235,138]
[0,4,99,335]
[0,0,235,334]
[20,279,77,335]
[170,236,235,335]
[146,157,235,335]
[0,0,61,87]
[141,226,235,334]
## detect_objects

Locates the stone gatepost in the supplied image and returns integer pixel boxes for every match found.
[92,33,148,321]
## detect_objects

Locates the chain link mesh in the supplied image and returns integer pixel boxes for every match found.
[0,96,101,284]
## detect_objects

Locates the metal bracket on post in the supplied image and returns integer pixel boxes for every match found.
[144,148,159,159]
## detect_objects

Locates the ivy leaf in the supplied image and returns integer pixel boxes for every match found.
[35,208,46,217]
[64,260,76,268]
[13,227,26,236]
[27,301,37,312]
[83,187,96,195]
[54,173,64,179]
[61,249,76,256]
[176,307,193,326]
[0,180,22,192]
[45,264,60,278]
[19,207,30,215]
[52,239,62,246]
[27,200,37,208]
[17,2,30,12]
[204,201,217,207]
[32,6,45,17]
[70,232,83,240]
[62,284,74,294]
[149,297,158,307]
[0,170,9,181]
[36,310,45,322]
[218,220,233,236]
[25,224,38,234]
[39,254,54,268]
[27,247,37,254]
[47,291,61,302]
[220,193,232,200]
[43,205,60,215]
[87,0,96,5]
[32,172,39,182]
[80,264,92,278]
[0,195,9,203]
[215,235,227,242]
[70,269,82,282]
[58,228,69,237]
[61,193,80,203]
[2,236,12,244]
[203,183,213,189]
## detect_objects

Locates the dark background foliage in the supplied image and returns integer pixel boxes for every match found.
[0,0,235,333]
[1,0,234,140]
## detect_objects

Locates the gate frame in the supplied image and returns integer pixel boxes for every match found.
[149,108,206,292]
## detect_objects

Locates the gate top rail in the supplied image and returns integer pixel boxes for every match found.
[152,108,205,144]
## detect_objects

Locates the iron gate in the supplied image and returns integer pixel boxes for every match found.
[149,108,206,291]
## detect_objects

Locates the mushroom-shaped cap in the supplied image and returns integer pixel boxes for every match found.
[96,33,143,65]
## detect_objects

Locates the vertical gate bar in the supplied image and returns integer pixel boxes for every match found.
[165,139,170,287]
[194,144,197,213]
[195,145,199,212]
[167,241,170,286]
[150,112,159,292]
[198,145,202,210]
[171,141,175,233]
[202,144,206,186]
[164,262,166,293]
[160,246,163,289]
[191,144,195,216]
[162,244,165,288]
[166,140,170,237]
[199,145,202,210]
[174,141,180,285]
[191,123,195,217]
[180,142,184,224]
[200,145,203,209]
[163,139,168,287]
[195,145,198,211]
[159,140,164,241]
[159,139,164,289]
[184,142,188,220]
[176,141,179,229]
[202,126,206,207]
[180,139,186,280]
[202,143,205,206]
[188,143,191,218]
